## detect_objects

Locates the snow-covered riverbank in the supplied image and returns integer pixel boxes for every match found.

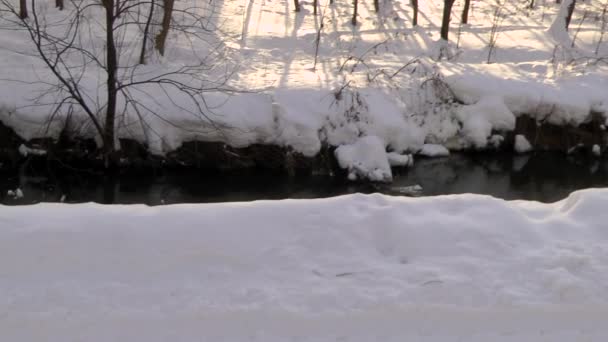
[2,189,608,340]
[1,0,608,180]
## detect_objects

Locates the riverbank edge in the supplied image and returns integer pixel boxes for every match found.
[1,114,606,178]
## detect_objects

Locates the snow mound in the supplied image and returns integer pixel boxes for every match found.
[456,96,516,148]
[135,92,277,155]
[335,136,392,182]
[3,190,608,340]
[273,88,424,157]
[418,143,450,157]
[515,134,533,153]
[387,152,414,167]
[444,66,608,127]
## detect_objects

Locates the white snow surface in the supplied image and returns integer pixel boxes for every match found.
[17,144,47,157]
[335,135,392,182]
[443,65,608,127]
[387,151,414,167]
[548,0,576,48]
[593,144,601,156]
[419,143,450,157]
[515,134,533,153]
[2,190,608,341]
[454,95,515,149]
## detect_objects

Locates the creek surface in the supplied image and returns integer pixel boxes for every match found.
[2,152,607,205]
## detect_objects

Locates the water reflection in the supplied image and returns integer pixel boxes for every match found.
[1,153,607,205]
[389,153,608,202]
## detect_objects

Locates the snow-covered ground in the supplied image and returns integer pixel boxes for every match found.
[2,189,608,340]
[1,0,608,180]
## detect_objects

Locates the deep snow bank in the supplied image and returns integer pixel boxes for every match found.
[2,190,608,340]
[436,63,608,150]
[0,87,423,181]
[444,64,608,127]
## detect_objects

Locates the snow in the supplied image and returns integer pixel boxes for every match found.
[6,187,24,199]
[419,143,450,157]
[3,189,608,340]
[334,135,392,182]
[17,144,47,157]
[489,134,505,148]
[1,0,608,180]
[391,184,423,196]
[387,152,413,167]
[273,88,424,158]
[515,134,533,153]
[548,0,575,48]
[455,95,516,149]
[443,66,607,127]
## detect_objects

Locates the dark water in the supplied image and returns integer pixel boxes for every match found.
[2,153,608,205]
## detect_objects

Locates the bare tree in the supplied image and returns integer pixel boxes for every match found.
[461,0,470,24]
[549,0,576,44]
[139,0,155,64]
[155,0,174,56]
[565,0,576,29]
[55,0,63,10]
[102,0,118,161]
[487,2,504,63]
[294,0,300,12]
[1,0,235,167]
[440,0,455,40]
[411,0,418,26]
[19,0,26,18]
[352,0,358,25]
[313,0,328,69]
[571,9,587,47]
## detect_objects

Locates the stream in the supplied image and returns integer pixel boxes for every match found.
[2,152,607,205]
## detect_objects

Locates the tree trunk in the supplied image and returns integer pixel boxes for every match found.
[104,0,118,166]
[548,0,575,44]
[461,0,471,24]
[55,0,63,10]
[374,0,379,13]
[529,0,535,9]
[155,0,174,56]
[440,0,455,41]
[411,0,418,26]
[139,0,155,64]
[294,0,300,12]
[313,0,318,15]
[352,0,358,25]
[565,0,576,29]
[19,0,28,18]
